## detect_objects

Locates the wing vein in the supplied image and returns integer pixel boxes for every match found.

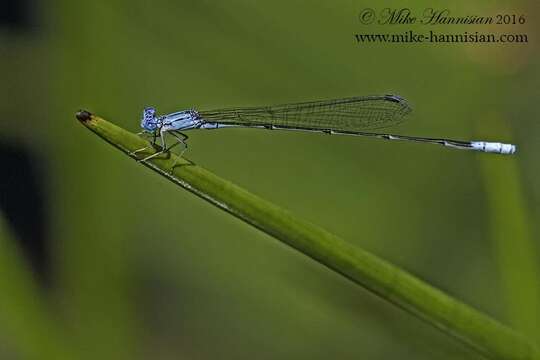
[198,95,412,131]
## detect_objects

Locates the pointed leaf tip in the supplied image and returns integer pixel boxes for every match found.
[76,110,92,122]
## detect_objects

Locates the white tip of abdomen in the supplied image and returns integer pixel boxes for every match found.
[471,141,517,155]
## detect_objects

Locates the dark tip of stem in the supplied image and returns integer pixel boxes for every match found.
[76,110,92,122]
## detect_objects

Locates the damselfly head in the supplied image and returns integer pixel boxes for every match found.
[141,107,160,132]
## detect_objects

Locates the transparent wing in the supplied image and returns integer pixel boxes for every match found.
[198,95,412,131]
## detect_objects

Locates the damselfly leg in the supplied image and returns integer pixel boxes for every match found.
[129,131,160,156]
[169,132,189,171]
[138,131,188,166]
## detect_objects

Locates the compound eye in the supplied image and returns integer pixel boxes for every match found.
[141,107,158,131]
[144,107,156,120]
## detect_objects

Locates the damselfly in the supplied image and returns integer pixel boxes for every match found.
[134,95,516,162]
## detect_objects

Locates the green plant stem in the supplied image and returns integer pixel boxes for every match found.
[479,145,540,341]
[77,111,538,360]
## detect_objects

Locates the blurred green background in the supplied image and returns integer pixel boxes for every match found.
[0,0,539,359]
